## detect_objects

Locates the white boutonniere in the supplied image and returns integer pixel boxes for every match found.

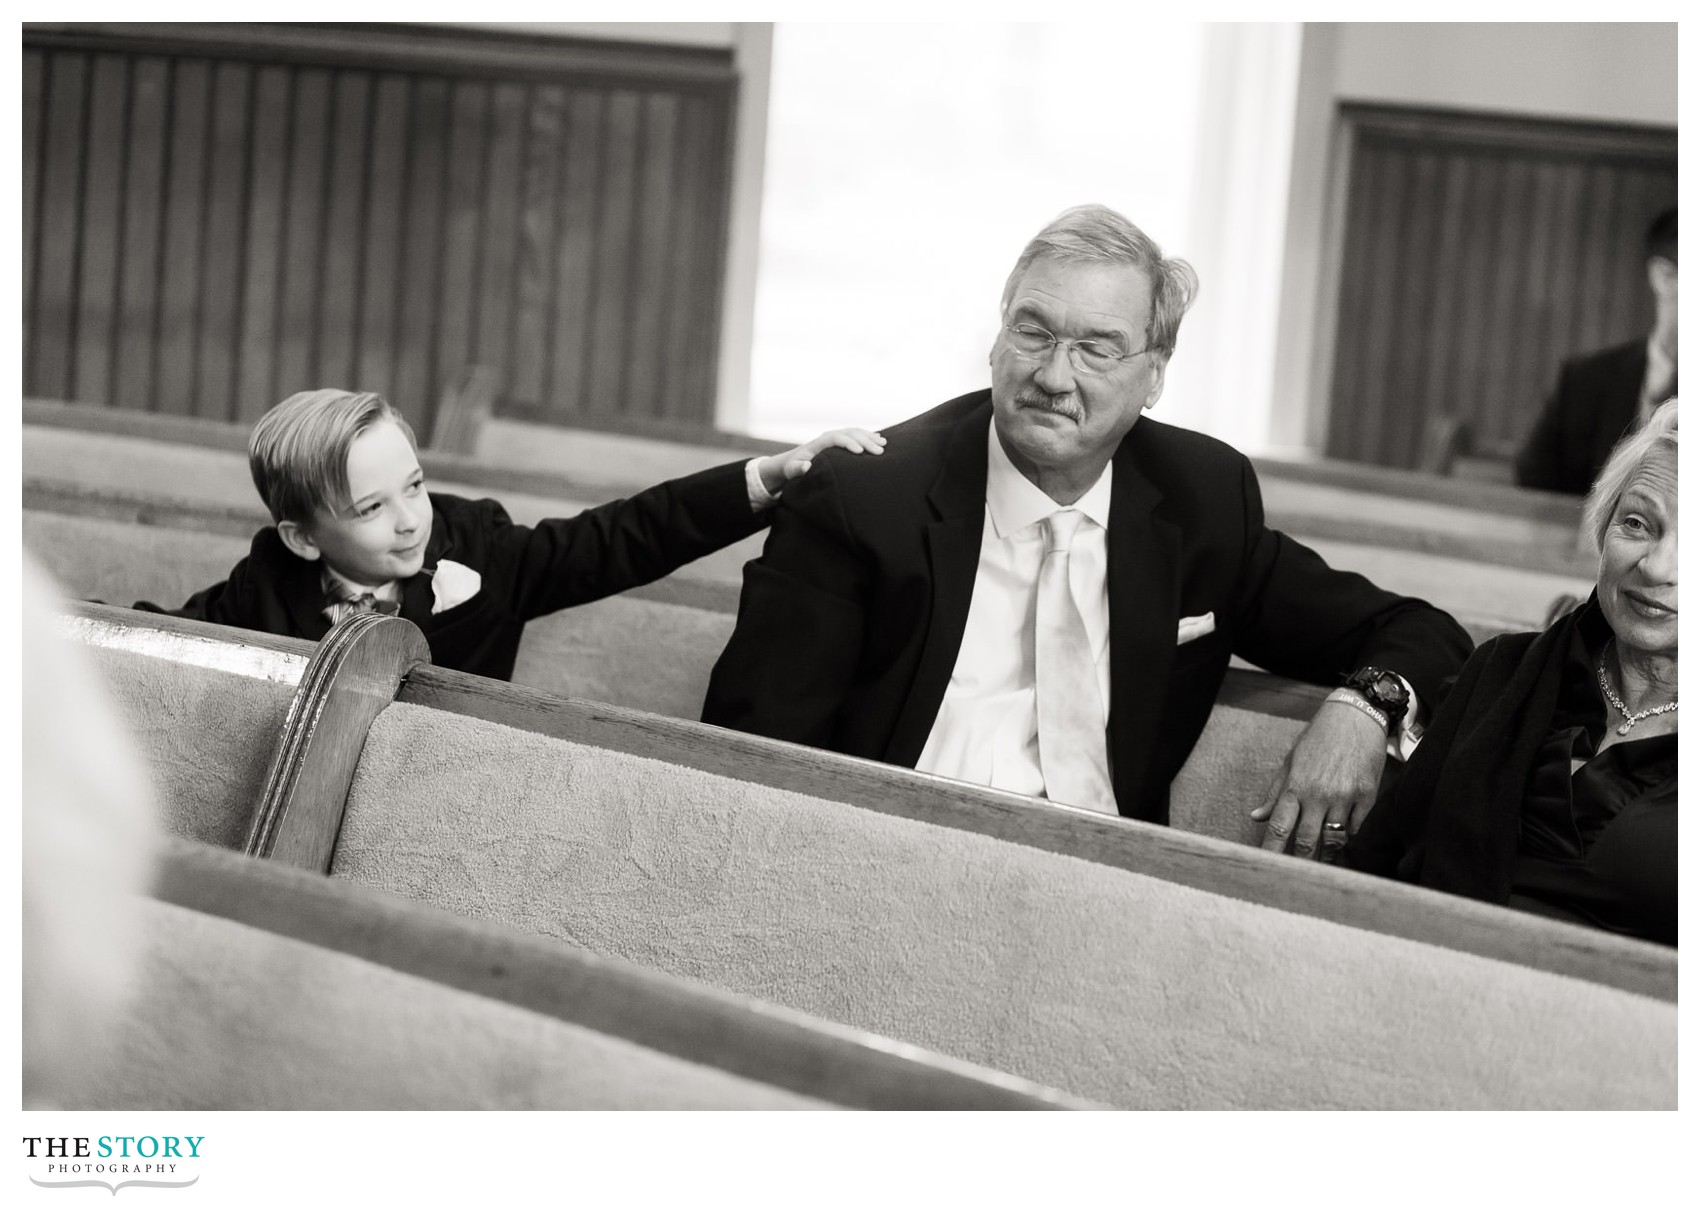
[429,559,482,615]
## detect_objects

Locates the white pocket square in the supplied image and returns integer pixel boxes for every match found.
[430,559,483,615]
[1177,612,1215,645]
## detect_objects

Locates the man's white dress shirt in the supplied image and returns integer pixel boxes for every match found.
[916,421,1114,803]
[913,419,1422,807]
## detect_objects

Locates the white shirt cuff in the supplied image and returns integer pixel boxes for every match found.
[1389,674,1422,762]
[745,458,779,512]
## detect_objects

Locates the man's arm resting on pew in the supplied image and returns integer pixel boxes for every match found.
[1224,459,1474,859]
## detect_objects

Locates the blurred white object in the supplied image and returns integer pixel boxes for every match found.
[22,555,159,1107]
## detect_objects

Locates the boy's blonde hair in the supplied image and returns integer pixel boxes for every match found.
[248,389,418,524]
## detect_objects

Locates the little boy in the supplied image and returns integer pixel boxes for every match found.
[147,388,882,681]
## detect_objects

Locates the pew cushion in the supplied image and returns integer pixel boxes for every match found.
[330,703,1675,1110]
[1169,702,1300,844]
[513,596,734,719]
[85,646,297,850]
[69,898,830,1110]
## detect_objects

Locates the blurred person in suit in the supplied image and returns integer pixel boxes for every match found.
[704,204,1472,857]
[1515,207,1677,494]
[1347,401,1677,946]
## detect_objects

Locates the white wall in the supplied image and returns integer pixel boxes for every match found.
[1334,22,1676,125]
[1268,22,1678,458]
[745,22,1225,442]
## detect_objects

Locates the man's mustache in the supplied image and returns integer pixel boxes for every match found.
[1016,391,1084,423]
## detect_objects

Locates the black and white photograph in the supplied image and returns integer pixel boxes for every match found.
[12,11,1687,1204]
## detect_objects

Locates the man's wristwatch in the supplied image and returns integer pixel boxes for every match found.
[1342,667,1410,735]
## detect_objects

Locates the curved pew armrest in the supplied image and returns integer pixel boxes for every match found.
[248,614,431,872]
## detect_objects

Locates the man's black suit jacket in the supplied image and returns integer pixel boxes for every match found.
[1514,340,1647,495]
[702,391,1473,825]
[147,463,764,682]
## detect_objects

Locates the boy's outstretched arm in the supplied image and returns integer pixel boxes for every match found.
[499,427,884,621]
[751,428,885,499]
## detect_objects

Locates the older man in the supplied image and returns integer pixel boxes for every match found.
[703,205,1472,858]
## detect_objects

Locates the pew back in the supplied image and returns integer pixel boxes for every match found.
[62,610,309,850]
[72,838,1079,1110]
[332,691,1675,1110]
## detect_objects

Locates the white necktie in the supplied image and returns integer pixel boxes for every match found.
[1035,511,1116,814]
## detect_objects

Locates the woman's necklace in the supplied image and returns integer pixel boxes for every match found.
[1596,646,1678,736]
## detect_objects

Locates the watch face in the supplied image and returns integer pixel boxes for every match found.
[1373,674,1403,701]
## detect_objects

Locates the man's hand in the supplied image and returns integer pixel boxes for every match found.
[755,428,885,496]
[1250,699,1388,861]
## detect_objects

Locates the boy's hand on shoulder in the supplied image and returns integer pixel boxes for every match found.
[755,428,886,498]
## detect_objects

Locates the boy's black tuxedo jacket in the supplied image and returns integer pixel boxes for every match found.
[151,461,764,682]
[702,391,1474,825]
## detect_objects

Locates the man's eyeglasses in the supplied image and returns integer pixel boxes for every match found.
[1003,322,1151,376]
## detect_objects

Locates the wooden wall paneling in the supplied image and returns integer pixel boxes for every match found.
[1516,157,1563,446]
[656,99,697,428]
[1531,159,1588,446]
[274,69,327,402]
[548,89,606,417]
[234,66,292,423]
[433,80,489,439]
[1448,155,1502,444]
[23,49,46,377]
[25,26,738,438]
[155,58,212,416]
[71,53,130,407]
[1479,156,1533,454]
[472,82,529,397]
[316,69,372,390]
[355,73,411,396]
[625,92,680,419]
[676,94,731,425]
[192,61,253,421]
[1389,149,1444,465]
[1418,153,1469,441]
[390,75,451,420]
[31,50,90,401]
[587,89,643,418]
[510,85,567,412]
[1341,144,1409,463]
[1326,107,1676,469]
[656,96,702,421]
[112,57,169,413]
[1571,163,1620,361]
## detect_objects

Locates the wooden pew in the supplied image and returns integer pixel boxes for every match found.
[61,607,311,850]
[59,590,1313,849]
[349,663,1673,1109]
[26,397,1595,636]
[67,837,1079,1110]
[69,607,1665,1110]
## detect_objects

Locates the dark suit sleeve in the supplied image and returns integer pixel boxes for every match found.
[1340,641,1496,877]
[137,557,263,630]
[701,458,868,746]
[1227,458,1473,710]
[492,459,769,621]
[1514,364,1576,492]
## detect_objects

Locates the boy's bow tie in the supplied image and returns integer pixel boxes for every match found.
[323,591,402,626]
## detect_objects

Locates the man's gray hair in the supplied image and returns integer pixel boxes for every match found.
[1581,398,1678,553]
[1000,204,1200,362]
